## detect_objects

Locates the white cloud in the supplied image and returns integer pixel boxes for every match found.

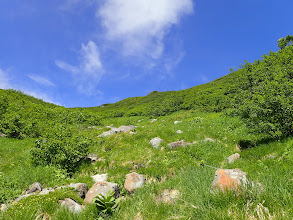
[0,68,12,89]
[56,41,104,95]
[28,74,55,87]
[98,0,193,60]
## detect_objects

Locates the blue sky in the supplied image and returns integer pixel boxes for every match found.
[0,0,292,107]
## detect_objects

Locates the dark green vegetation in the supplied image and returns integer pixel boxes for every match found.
[0,40,293,219]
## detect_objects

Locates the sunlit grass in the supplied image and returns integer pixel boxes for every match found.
[1,110,292,219]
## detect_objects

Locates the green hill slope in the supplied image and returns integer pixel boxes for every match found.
[0,89,100,138]
[0,41,293,219]
[87,45,293,122]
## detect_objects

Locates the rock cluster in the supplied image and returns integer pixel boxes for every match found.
[98,125,137,137]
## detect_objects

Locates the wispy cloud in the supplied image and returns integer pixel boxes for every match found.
[164,51,186,73]
[0,68,61,105]
[28,74,55,87]
[56,41,104,95]
[98,0,194,60]
[0,68,12,89]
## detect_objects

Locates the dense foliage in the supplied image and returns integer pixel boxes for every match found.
[0,89,101,138]
[31,129,91,173]
[233,45,293,138]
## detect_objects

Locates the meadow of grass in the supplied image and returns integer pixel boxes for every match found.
[0,110,292,219]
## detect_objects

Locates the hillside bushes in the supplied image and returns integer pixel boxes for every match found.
[0,90,101,138]
[233,45,293,138]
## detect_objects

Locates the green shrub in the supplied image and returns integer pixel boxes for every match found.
[0,113,25,139]
[31,130,90,173]
[233,45,293,138]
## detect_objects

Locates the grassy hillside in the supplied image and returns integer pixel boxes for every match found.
[87,45,293,123]
[0,89,101,138]
[0,43,293,219]
[0,111,292,219]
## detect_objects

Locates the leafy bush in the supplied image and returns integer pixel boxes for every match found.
[233,45,293,138]
[31,130,90,173]
[0,113,25,139]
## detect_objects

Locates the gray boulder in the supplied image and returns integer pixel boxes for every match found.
[91,173,108,183]
[150,137,165,149]
[176,130,183,134]
[26,182,42,194]
[150,119,157,123]
[59,198,85,213]
[124,172,145,193]
[98,125,137,137]
[98,130,116,137]
[168,140,191,149]
[117,125,137,133]
[68,183,88,199]
[227,153,240,164]
[174,121,182,125]
[84,181,120,203]
[39,188,55,195]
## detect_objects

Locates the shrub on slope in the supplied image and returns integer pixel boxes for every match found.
[233,45,293,138]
